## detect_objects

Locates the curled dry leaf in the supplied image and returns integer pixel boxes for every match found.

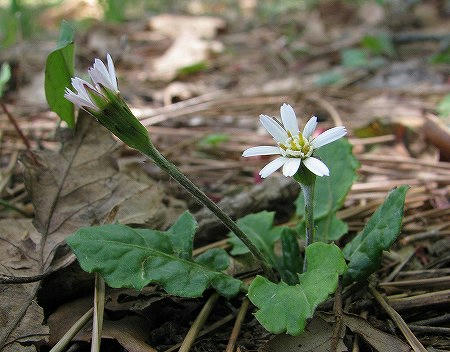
[0,219,49,351]
[342,313,411,352]
[0,113,185,350]
[22,113,185,272]
[261,316,347,352]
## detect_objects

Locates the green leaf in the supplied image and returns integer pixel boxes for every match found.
[295,139,359,242]
[168,211,196,260]
[297,213,348,242]
[361,34,395,57]
[198,133,230,148]
[437,94,450,118]
[45,20,75,128]
[341,49,369,68]
[177,61,208,77]
[227,211,280,264]
[67,213,242,298]
[315,70,344,86]
[430,48,450,65]
[343,185,408,283]
[0,62,11,97]
[195,248,230,271]
[248,242,347,335]
[278,227,302,285]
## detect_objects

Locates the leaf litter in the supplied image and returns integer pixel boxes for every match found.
[1,1,450,351]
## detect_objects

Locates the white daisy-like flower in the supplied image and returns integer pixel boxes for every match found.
[64,53,118,111]
[243,103,347,178]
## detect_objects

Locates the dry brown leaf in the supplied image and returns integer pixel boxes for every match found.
[22,113,184,272]
[0,219,49,351]
[260,316,347,352]
[342,313,412,352]
[148,14,226,39]
[38,0,102,28]
[0,114,184,350]
[151,33,223,81]
[48,297,157,352]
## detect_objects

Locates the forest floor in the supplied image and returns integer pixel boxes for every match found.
[0,1,449,351]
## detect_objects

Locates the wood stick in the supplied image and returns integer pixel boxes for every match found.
[369,287,427,352]
[225,298,250,352]
[178,293,220,352]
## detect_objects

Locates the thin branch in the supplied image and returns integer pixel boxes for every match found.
[369,286,427,352]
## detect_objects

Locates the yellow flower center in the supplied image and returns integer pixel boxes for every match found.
[279,133,313,159]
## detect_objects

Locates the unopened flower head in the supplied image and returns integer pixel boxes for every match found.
[242,104,347,178]
[64,54,151,153]
[64,54,118,112]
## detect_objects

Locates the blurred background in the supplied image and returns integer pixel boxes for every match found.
[1,0,449,214]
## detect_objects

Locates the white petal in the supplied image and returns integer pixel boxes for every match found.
[64,88,98,111]
[302,116,318,139]
[259,157,287,178]
[311,126,347,149]
[280,103,299,136]
[71,77,96,101]
[242,146,280,157]
[282,158,301,177]
[259,114,288,143]
[106,53,118,91]
[303,157,330,177]
[90,58,116,91]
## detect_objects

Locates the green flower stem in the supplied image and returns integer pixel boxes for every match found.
[143,144,277,281]
[294,166,316,272]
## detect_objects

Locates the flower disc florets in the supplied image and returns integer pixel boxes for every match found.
[243,103,347,178]
[279,131,314,159]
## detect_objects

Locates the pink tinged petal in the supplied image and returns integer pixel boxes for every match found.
[303,157,330,177]
[259,114,288,143]
[71,78,96,101]
[282,158,301,177]
[302,116,318,139]
[311,126,347,149]
[242,146,281,157]
[64,88,98,111]
[106,53,118,92]
[259,157,287,178]
[280,103,299,136]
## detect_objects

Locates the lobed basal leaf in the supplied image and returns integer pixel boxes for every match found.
[248,242,347,335]
[67,211,242,298]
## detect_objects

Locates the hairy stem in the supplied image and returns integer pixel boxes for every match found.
[144,145,276,281]
[294,167,316,272]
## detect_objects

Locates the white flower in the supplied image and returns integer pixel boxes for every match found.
[242,103,347,178]
[64,54,118,111]
[88,54,118,93]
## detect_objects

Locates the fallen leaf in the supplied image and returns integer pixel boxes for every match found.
[22,113,184,272]
[342,313,411,352]
[151,33,223,81]
[38,0,102,29]
[48,297,157,352]
[148,14,226,39]
[260,316,347,352]
[0,114,185,350]
[0,219,49,351]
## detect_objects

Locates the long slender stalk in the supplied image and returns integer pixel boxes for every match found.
[50,308,94,352]
[144,145,276,281]
[294,167,316,272]
[91,274,105,352]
